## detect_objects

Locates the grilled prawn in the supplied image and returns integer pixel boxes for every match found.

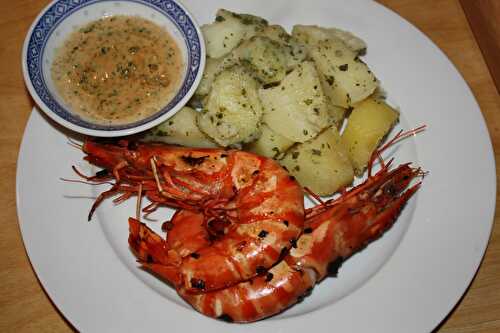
[81,141,304,293]
[125,128,424,322]
[129,160,422,322]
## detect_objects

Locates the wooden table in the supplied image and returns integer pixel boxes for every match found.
[1,0,499,331]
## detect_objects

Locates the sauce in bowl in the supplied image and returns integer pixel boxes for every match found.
[51,16,184,125]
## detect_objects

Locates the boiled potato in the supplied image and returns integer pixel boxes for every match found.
[193,55,238,101]
[283,42,309,71]
[310,39,377,107]
[197,66,263,147]
[280,126,354,196]
[144,107,218,148]
[326,95,347,129]
[195,57,224,97]
[202,9,268,58]
[257,25,308,70]
[195,34,294,97]
[341,97,399,176]
[292,25,367,54]
[231,36,288,84]
[245,123,294,159]
[219,10,268,26]
[257,25,291,43]
[259,61,330,142]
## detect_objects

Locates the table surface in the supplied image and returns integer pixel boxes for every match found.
[1,0,499,331]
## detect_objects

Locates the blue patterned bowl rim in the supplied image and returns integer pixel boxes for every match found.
[22,0,205,137]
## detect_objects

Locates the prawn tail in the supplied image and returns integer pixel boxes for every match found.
[139,262,183,288]
[128,217,183,287]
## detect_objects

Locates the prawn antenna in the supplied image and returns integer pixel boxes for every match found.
[379,125,426,155]
[304,186,326,206]
[67,136,83,150]
[136,182,143,221]
[60,177,114,186]
[368,125,427,177]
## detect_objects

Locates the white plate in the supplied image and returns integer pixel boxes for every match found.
[17,0,496,332]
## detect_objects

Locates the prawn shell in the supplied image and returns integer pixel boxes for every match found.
[83,141,305,292]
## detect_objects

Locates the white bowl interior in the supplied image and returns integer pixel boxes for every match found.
[42,1,189,118]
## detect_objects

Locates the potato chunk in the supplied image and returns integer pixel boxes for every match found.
[280,127,354,196]
[257,25,291,43]
[143,107,218,148]
[259,61,330,142]
[231,36,288,84]
[326,96,347,129]
[292,25,367,54]
[310,39,377,107]
[202,9,268,58]
[341,97,400,176]
[257,25,308,70]
[196,34,302,99]
[197,66,263,147]
[193,54,242,101]
[245,123,294,159]
[195,57,224,97]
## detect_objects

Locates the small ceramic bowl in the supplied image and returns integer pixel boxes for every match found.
[22,0,205,137]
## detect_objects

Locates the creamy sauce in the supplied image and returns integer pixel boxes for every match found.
[51,16,184,125]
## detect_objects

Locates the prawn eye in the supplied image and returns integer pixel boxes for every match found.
[303,227,313,234]
[258,230,268,238]
[190,278,206,290]
[127,141,138,150]
[265,272,274,282]
[256,266,266,275]
[95,169,109,177]
[181,155,208,166]
[190,252,200,259]
[162,221,174,232]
